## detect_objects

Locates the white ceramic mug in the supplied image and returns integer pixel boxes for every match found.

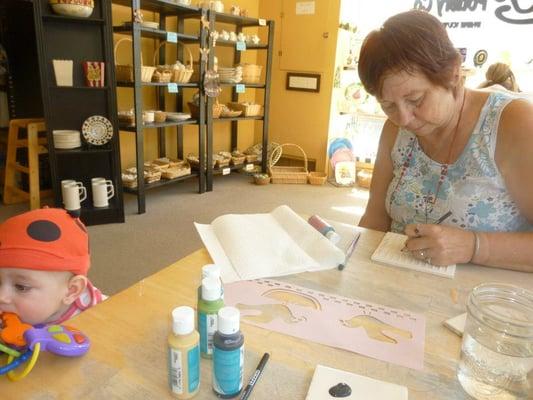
[62,182,87,211]
[61,180,84,205]
[92,180,114,208]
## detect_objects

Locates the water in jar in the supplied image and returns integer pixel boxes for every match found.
[457,333,533,400]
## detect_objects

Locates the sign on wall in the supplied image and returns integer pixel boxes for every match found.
[413,0,533,25]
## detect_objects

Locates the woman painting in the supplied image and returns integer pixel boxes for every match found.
[357,10,533,273]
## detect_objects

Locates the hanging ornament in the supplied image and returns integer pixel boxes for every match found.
[473,50,488,68]
[204,69,221,98]
[209,31,219,47]
[133,9,144,23]
[201,15,210,31]
[199,47,210,62]
[333,67,341,88]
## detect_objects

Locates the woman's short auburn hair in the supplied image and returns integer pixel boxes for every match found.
[358,10,461,97]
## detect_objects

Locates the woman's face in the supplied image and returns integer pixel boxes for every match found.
[378,69,455,137]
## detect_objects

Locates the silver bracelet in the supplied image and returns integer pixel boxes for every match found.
[470,231,480,263]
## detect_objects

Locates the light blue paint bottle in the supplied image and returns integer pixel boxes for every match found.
[212,306,244,398]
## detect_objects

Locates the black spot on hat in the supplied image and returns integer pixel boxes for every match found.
[27,220,61,242]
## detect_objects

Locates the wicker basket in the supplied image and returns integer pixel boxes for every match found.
[240,63,262,84]
[231,155,246,165]
[114,38,155,83]
[151,69,172,83]
[227,102,262,117]
[188,101,224,119]
[161,163,191,179]
[153,41,194,84]
[308,171,327,185]
[245,154,258,163]
[254,174,270,185]
[268,143,309,184]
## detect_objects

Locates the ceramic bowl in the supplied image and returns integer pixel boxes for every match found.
[49,0,94,18]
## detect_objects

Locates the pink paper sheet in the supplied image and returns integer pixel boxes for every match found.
[224,279,426,370]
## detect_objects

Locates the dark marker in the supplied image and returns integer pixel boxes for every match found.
[240,352,269,400]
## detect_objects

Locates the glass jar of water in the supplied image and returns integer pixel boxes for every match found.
[457,283,533,400]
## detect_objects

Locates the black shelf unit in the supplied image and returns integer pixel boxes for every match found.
[32,0,124,225]
[205,10,274,191]
[112,0,207,214]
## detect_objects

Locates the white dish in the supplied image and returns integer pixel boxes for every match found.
[50,3,94,18]
[53,129,80,136]
[81,115,113,145]
[166,112,191,121]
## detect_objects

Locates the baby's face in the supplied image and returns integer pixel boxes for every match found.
[0,268,72,325]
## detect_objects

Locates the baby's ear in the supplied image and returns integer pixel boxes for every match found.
[63,275,88,305]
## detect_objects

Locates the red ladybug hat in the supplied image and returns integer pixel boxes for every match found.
[0,208,90,276]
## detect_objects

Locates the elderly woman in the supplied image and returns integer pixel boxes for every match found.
[357,10,533,273]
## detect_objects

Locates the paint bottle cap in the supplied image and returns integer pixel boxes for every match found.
[202,264,221,280]
[202,277,221,301]
[171,306,195,335]
[217,306,240,335]
[325,230,341,245]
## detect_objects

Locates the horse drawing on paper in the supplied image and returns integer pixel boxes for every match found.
[340,315,413,344]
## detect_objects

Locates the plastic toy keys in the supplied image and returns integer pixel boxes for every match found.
[25,324,90,357]
[1,312,90,357]
[0,312,32,347]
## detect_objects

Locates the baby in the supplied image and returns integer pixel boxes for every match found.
[0,208,104,325]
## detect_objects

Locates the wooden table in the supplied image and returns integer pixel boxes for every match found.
[3,228,531,399]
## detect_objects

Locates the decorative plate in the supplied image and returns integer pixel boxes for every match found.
[82,115,113,145]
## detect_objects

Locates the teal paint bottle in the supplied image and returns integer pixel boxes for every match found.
[212,306,244,398]
[197,277,224,359]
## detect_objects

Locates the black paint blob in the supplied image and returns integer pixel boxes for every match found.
[329,382,352,398]
[27,220,61,242]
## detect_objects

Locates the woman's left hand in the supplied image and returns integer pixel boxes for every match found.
[404,223,475,266]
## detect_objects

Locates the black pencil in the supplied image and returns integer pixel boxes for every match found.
[436,211,453,225]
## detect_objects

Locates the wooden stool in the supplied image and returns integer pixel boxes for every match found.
[3,118,52,209]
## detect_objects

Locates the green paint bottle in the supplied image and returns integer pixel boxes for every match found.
[196,264,224,301]
[197,277,224,359]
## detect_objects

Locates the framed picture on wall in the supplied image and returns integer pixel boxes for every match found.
[286,72,321,92]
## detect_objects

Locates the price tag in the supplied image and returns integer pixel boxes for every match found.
[222,167,231,176]
[236,41,246,51]
[235,84,245,93]
[245,163,254,171]
[167,83,178,93]
[258,18,267,26]
[166,32,178,43]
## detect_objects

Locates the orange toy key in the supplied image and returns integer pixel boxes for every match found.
[0,312,32,347]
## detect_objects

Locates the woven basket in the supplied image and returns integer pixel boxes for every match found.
[268,143,309,184]
[240,63,262,84]
[161,164,191,179]
[151,70,172,83]
[254,174,270,185]
[188,100,223,119]
[227,102,262,117]
[114,38,155,83]
[153,41,194,84]
[308,172,327,185]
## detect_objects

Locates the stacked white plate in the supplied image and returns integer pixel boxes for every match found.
[53,130,82,149]
[218,66,243,83]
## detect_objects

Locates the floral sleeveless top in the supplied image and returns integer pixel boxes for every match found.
[386,92,532,233]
